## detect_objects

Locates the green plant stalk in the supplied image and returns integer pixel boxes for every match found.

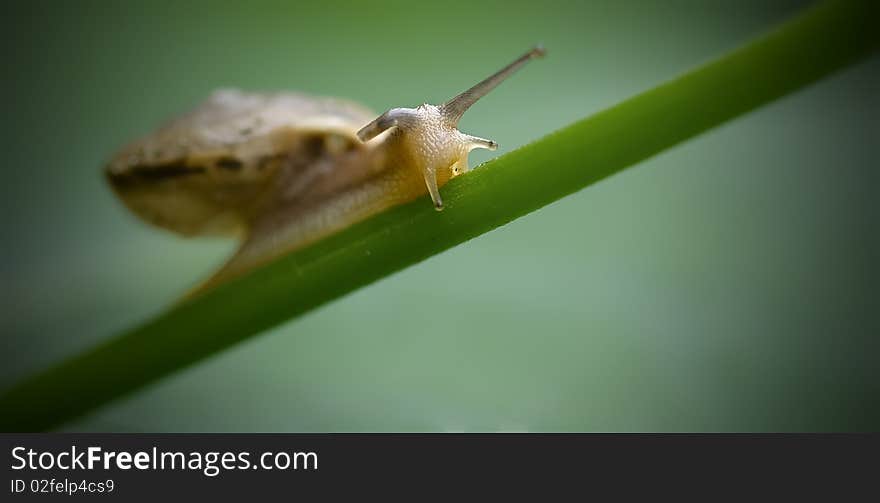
[2,0,877,431]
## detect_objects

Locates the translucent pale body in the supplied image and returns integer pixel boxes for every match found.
[104,48,544,293]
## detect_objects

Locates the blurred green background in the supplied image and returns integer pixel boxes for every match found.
[2,0,877,431]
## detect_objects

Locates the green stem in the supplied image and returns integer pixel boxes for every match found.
[2,0,877,431]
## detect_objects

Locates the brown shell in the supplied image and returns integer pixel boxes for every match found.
[105,89,376,236]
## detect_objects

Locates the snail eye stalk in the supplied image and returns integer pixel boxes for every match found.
[440,46,546,126]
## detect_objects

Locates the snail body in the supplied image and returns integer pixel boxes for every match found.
[105,48,544,292]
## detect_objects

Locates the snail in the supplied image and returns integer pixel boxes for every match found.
[105,47,545,293]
